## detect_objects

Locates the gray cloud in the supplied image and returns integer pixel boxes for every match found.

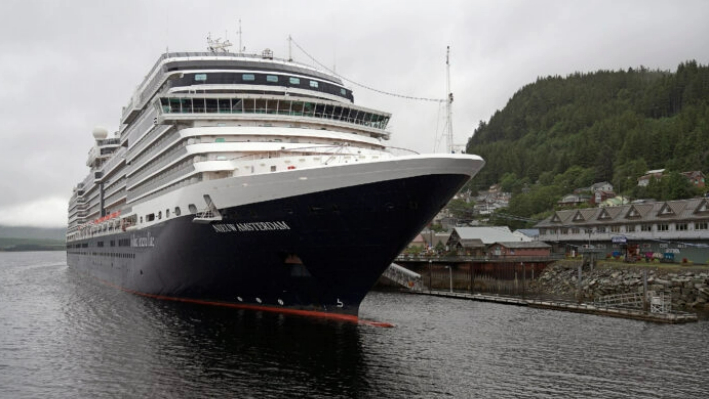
[0,0,707,227]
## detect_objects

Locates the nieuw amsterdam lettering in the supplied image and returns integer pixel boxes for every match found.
[131,233,155,247]
[212,221,291,233]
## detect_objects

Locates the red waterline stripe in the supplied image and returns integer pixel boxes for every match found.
[94,275,393,328]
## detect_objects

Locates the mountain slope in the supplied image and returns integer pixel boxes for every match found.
[467,61,709,194]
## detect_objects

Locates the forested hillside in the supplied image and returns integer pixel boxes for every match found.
[466,61,709,225]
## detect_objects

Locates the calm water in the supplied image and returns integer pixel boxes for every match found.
[1,252,708,398]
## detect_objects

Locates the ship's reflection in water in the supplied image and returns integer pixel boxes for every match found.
[1,252,708,398]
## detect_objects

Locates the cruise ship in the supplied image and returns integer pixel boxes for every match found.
[66,40,485,319]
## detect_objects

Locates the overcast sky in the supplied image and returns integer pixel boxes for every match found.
[0,0,707,228]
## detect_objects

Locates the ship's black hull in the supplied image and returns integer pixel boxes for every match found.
[67,173,469,317]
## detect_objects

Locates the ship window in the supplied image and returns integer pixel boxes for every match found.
[146,213,155,222]
[242,74,255,81]
[309,80,319,88]
[289,77,300,85]
[206,98,218,113]
[219,99,230,113]
[291,101,304,115]
[140,216,143,223]
[340,88,346,95]
[266,75,279,82]
[174,207,181,216]
[188,204,197,214]
[158,211,162,220]
[195,74,207,81]
[193,98,205,113]
[271,165,277,172]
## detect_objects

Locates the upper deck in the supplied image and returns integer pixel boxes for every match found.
[121,51,352,126]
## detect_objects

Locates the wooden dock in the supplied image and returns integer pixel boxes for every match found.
[419,290,699,324]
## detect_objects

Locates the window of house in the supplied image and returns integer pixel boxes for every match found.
[641,224,652,232]
[611,225,620,233]
[597,227,606,233]
[625,225,635,233]
[657,223,669,231]
[572,228,580,234]
[676,223,688,231]
[695,222,708,230]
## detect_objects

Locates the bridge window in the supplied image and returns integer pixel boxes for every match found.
[266,75,279,82]
[242,74,255,81]
[289,77,300,85]
[309,80,319,88]
[195,74,207,81]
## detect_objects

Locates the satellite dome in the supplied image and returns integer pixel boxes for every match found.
[92,126,108,140]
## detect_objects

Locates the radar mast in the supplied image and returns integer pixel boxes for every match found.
[207,33,232,53]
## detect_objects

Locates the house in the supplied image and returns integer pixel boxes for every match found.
[638,169,706,188]
[590,181,614,193]
[681,171,706,188]
[637,169,666,186]
[534,197,709,262]
[592,190,616,206]
[488,241,552,257]
[407,234,428,250]
[446,226,518,256]
[557,194,591,207]
[513,229,539,241]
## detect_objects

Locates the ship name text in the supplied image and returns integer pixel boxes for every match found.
[212,221,291,233]
[131,233,155,247]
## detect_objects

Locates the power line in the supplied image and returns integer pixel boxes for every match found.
[289,36,445,103]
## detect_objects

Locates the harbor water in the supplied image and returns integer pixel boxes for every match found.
[1,251,708,398]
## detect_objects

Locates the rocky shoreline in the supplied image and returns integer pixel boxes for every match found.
[533,261,709,309]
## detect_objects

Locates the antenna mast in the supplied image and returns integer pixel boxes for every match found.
[445,46,454,154]
[288,35,293,61]
[237,19,243,53]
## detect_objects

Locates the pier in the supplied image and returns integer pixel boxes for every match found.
[420,290,698,324]
[382,261,700,324]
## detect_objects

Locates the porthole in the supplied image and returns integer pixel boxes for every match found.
[174,207,181,216]
[188,204,197,214]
